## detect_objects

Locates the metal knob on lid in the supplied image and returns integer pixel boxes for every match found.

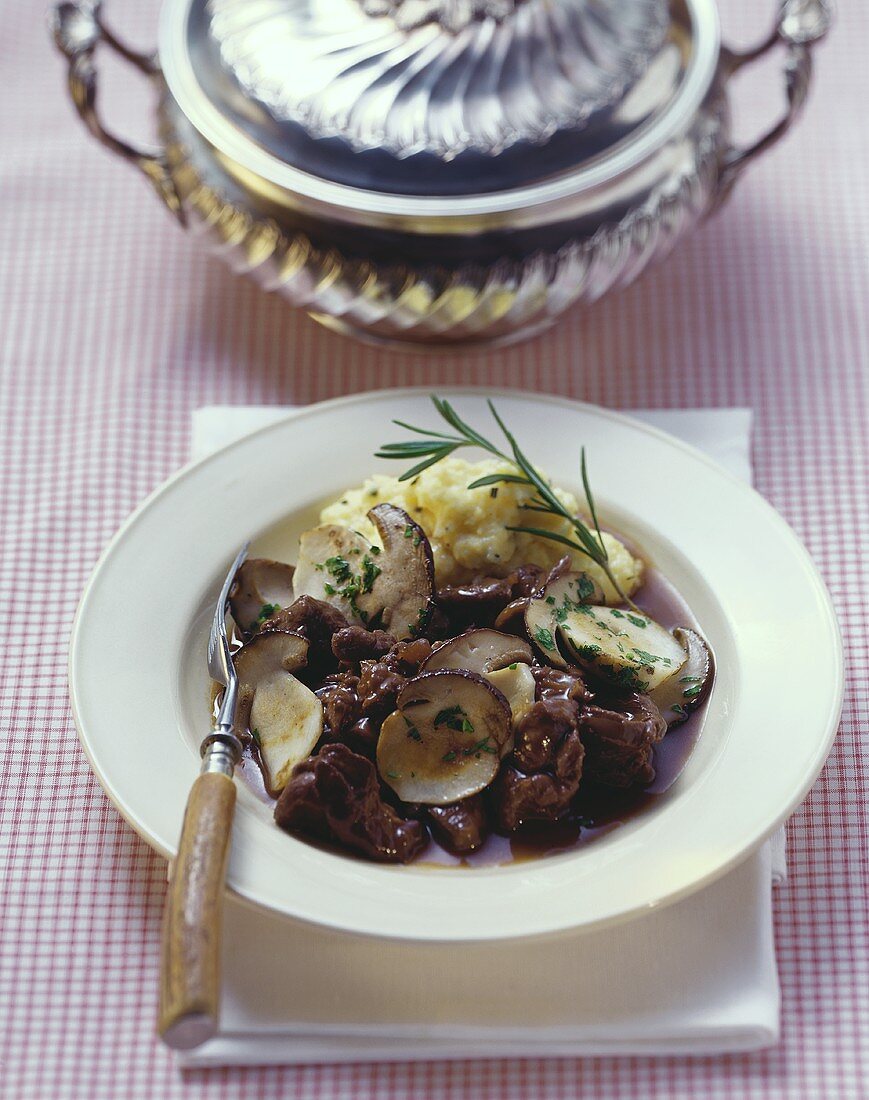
[196,0,671,191]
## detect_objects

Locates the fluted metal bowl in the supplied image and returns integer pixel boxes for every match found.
[53,0,832,347]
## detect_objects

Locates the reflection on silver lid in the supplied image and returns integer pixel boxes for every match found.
[203,0,670,161]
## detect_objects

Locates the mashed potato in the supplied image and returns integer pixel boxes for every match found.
[320,457,642,604]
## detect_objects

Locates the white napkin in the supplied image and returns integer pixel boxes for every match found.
[181,405,785,1067]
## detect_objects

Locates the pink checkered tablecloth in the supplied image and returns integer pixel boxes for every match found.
[1,0,867,1095]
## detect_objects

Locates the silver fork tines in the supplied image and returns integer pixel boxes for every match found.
[209,542,249,731]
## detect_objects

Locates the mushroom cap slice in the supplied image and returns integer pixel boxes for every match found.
[233,630,323,794]
[648,627,714,726]
[525,571,607,667]
[291,505,435,639]
[229,558,296,636]
[487,663,536,724]
[486,663,537,756]
[421,629,532,676]
[558,606,688,693]
[377,670,512,805]
[291,525,373,624]
[421,630,535,759]
[366,503,435,639]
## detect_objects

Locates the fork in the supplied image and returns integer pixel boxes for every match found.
[158,543,248,1050]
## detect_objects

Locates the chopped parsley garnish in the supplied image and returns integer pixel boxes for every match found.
[611,609,625,618]
[442,750,457,763]
[403,525,414,539]
[361,556,382,593]
[627,613,648,629]
[508,663,518,670]
[533,626,555,650]
[324,555,352,583]
[671,703,686,715]
[370,545,381,555]
[434,706,474,733]
[575,643,602,658]
[490,487,498,498]
[406,727,422,742]
[323,582,336,596]
[576,574,597,602]
[633,648,664,667]
[463,737,497,756]
[545,596,556,605]
[683,684,703,699]
[610,666,647,692]
[250,728,261,747]
[680,676,702,684]
[249,603,280,632]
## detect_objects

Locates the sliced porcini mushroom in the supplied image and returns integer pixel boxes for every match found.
[558,606,688,694]
[486,663,537,754]
[525,571,607,668]
[229,558,296,636]
[421,629,532,675]
[421,630,535,757]
[376,670,512,805]
[292,504,435,639]
[233,630,324,794]
[648,628,714,726]
[291,525,373,624]
[366,503,435,639]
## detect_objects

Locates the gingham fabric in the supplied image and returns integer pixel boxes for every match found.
[1,0,866,1096]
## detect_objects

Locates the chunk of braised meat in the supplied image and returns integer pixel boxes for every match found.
[423,606,453,640]
[533,664,593,705]
[357,659,406,721]
[332,626,396,667]
[317,672,360,735]
[436,576,514,630]
[511,562,549,598]
[427,795,490,855]
[380,637,433,675]
[274,743,428,863]
[492,696,585,831]
[513,699,581,773]
[436,560,562,632]
[579,694,667,789]
[316,673,374,757]
[315,637,435,756]
[262,596,348,677]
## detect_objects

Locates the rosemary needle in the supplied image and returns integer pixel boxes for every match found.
[375,396,637,607]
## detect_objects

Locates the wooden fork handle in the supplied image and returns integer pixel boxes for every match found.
[158,770,236,1050]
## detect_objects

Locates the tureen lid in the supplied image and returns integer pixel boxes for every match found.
[169,0,713,197]
[165,0,721,201]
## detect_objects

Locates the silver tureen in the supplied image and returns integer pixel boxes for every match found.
[53,0,833,347]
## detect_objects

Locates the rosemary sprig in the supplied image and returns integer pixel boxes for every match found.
[375,396,637,607]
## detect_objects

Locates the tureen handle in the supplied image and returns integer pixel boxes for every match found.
[717,0,834,201]
[50,1,185,225]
